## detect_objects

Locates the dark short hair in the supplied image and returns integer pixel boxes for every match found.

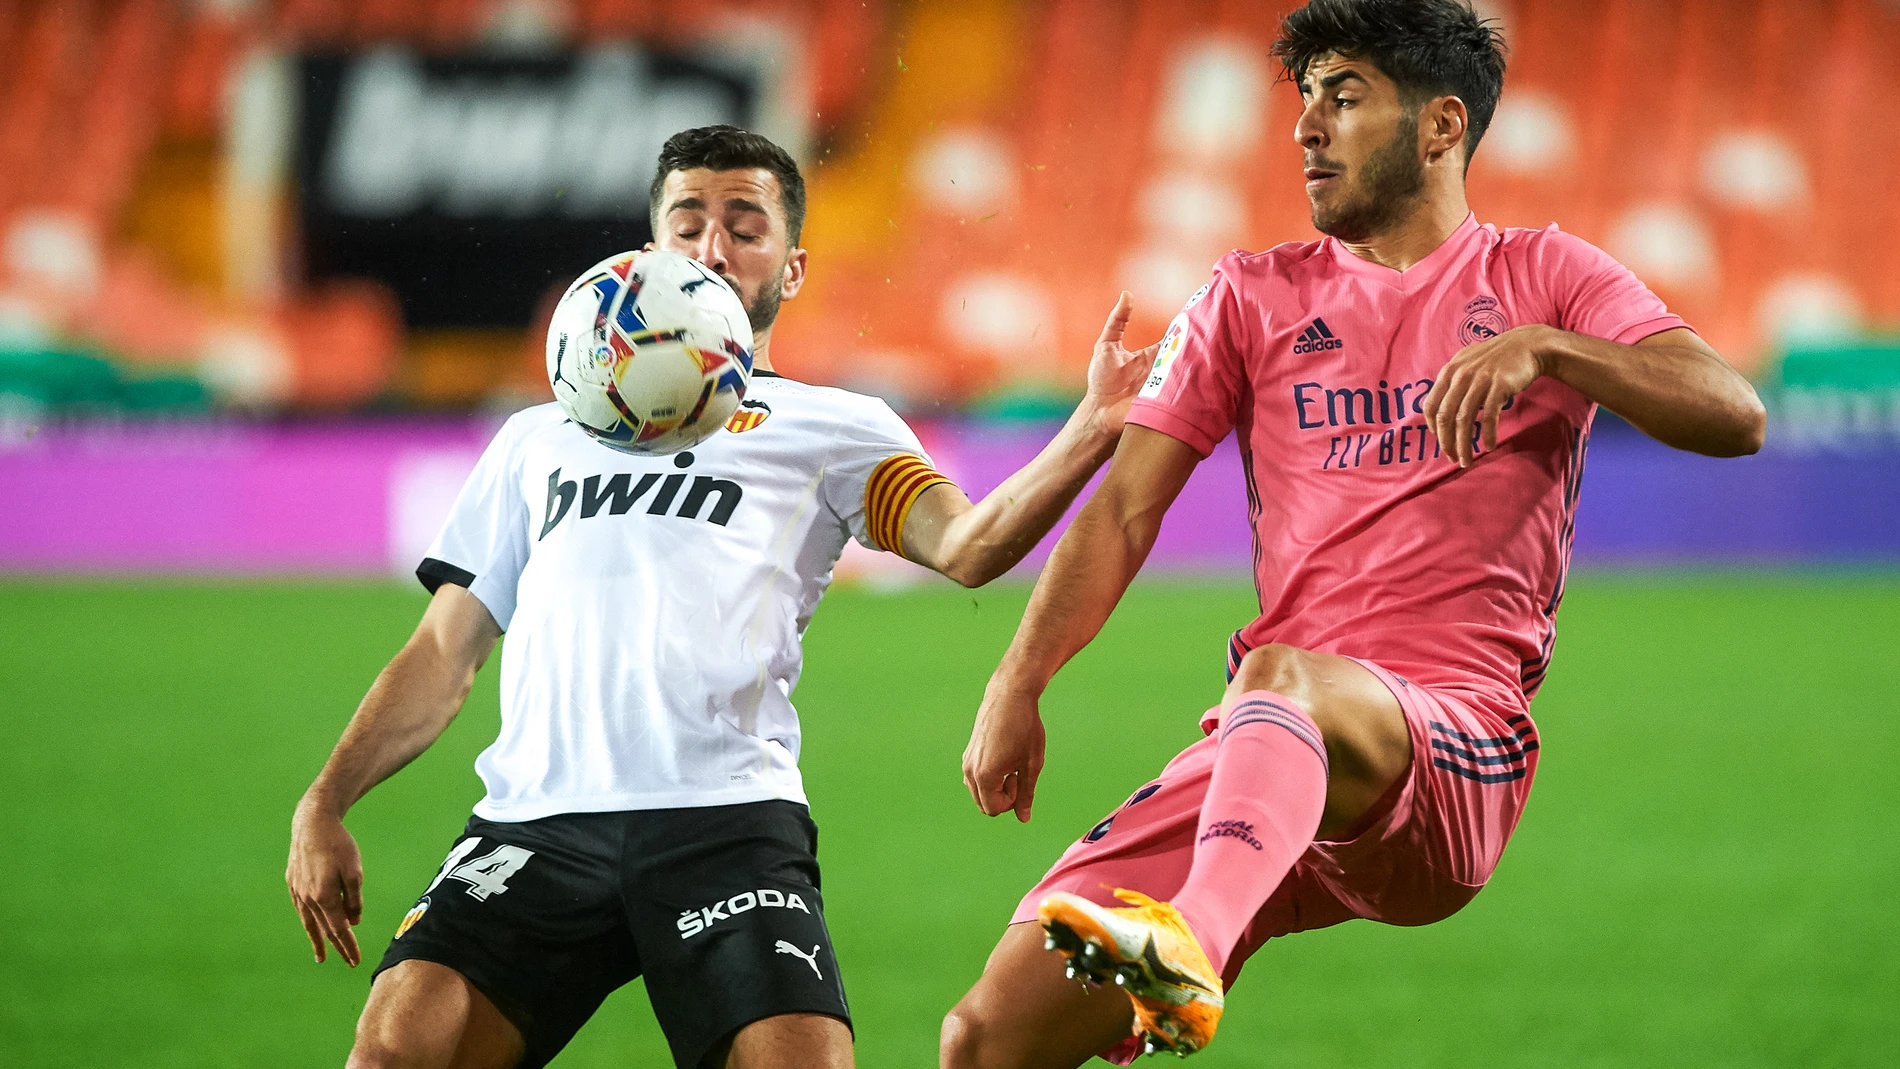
[648,125,807,245]
[1273,0,1507,167]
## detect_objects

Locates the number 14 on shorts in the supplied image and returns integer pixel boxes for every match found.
[426,837,536,901]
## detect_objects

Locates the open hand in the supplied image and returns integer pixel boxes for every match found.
[286,807,365,966]
[962,679,1048,823]
[1082,292,1160,438]
[1422,324,1558,467]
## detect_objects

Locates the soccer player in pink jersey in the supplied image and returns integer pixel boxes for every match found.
[939,1,1766,1065]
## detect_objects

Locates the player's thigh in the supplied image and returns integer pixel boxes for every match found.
[1227,643,1411,836]
[940,921,1135,1069]
[375,816,640,1067]
[352,959,525,1069]
[627,801,853,1069]
[710,1012,852,1069]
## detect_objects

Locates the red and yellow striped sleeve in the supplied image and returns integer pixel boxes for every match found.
[863,453,954,559]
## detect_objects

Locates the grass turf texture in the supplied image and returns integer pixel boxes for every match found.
[2,574,1896,1068]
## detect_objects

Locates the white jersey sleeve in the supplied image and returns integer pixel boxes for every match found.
[417,413,535,630]
[818,400,955,558]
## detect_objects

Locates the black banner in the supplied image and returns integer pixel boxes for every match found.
[296,47,758,328]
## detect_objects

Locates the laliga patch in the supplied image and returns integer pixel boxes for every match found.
[1140,315,1189,398]
[1180,280,1212,312]
[726,399,772,433]
[395,897,430,939]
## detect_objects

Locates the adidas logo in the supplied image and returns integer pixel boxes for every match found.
[1291,317,1345,354]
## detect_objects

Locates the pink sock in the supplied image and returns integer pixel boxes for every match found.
[1170,691,1328,978]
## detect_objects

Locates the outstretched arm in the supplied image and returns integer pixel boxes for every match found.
[285,584,501,966]
[961,426,1202,821]
[899,295,1155,588]
[1424,325,1767,467]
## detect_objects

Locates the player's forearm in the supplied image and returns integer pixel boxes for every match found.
[297,639,477,820]
[1544,329,1766,456]
[990,479,1160,694]
[932,400,1122,587]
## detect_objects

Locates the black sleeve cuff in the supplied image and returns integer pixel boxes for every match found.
[417,557,477,595]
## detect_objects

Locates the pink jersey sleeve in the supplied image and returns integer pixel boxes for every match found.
[1126,261,1251,457]
[1528,226,1689,345]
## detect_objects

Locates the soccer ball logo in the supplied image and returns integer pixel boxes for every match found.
[546,250,755,455]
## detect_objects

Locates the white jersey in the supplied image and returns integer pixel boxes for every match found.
[420,373,952,821]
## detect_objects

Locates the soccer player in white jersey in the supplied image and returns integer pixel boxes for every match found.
[284,125,1152,1069]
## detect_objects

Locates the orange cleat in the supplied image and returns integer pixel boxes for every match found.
[1037,889,1224,1057]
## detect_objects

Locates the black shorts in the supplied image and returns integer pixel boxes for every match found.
[373,800,849,1069]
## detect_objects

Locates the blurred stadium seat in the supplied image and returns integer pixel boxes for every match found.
[791,0,1900,405]
[2,0,1898,419]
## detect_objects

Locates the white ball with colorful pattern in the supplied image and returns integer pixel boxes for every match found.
[546,250,755,456]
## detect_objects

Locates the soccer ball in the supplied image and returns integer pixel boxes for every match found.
[546,250,755,455]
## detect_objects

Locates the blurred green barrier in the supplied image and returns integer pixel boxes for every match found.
[0,346,210,419]
[1762,340,1900,449]
[1776,341,1900,390]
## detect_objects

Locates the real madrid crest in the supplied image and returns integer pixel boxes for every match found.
[1460,295,1507,346]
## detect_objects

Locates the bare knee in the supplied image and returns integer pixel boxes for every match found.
[349,999,450,1069]
[722,1012,852,1069]
[347,1015,518,1069]
[1229,643,1402,749]
[940,923,1134,1069]
[348,960,522,1069]
[939,999,1000,1069]
[346,1030,433,1069]
[1229,643,1325,708]
[1228,643,1412,832]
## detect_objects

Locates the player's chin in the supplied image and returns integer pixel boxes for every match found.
[1306,192,1341,228]
[1310,202,1369,241]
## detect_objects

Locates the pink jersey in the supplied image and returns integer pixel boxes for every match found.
[1127,214,1686,712]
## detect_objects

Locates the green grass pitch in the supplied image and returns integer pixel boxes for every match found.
[3,573,1896,1067]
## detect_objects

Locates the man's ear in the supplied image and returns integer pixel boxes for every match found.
[1423,95,1469,164]
[642,240,656,252]
[779,247,809,302]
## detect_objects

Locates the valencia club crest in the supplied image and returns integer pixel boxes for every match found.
[726,399,771,433]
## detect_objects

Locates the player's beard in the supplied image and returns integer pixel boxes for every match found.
[1309,116,1427,242]
[740,271,784,334]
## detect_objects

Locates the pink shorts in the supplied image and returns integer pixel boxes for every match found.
[1012,660,1538,990]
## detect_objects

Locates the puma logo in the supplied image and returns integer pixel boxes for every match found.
[774,939,822,979]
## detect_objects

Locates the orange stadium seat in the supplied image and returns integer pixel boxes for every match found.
[11,0,1900,411]
[164,8,249,139]
[1016,0,1152,357]
[92,250,213,364]
[0,5,20,91]
[273,0,347,44]
[0,1,75,229]
[808,0,888,121]
[575,0,663,42]
[349,0,437,44]
[421,0,488,48]
[286,280,404,407]
[57,0,172,228]
[789,0,1900,394]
